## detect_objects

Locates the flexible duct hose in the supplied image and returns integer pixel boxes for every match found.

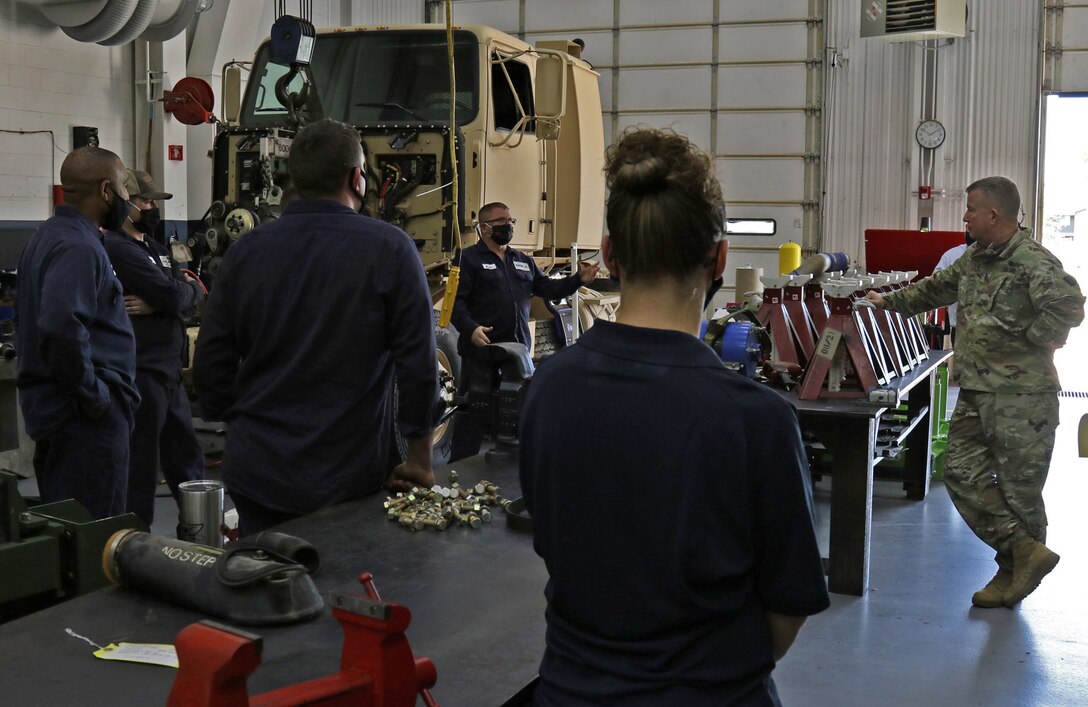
[60,0,138,43]
[98,0,160,46]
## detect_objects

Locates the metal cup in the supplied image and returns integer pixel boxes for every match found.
[177,480,225,548]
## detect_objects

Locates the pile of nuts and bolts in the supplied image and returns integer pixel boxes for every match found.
[384,470,511,532]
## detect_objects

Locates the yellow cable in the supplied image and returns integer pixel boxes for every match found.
[437,0,461,329]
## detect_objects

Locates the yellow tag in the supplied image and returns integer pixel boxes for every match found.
[93,642,179,669]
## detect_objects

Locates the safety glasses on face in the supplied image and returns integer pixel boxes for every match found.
[480,218,517,226]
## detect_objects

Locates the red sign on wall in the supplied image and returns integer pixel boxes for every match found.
[168,145,184,161]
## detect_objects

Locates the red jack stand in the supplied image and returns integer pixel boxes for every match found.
[888,272,929,363]
[805,275,831,334]
[756,275,807,366]
[867,273,911,377]
[799,279,885,400]
[167,573,439,707]
[783,275,819,363]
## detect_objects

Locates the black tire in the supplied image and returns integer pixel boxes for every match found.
[432,325,460,464]
[393,325,460,467]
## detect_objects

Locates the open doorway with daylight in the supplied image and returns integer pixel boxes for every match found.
[1040,94,1088,394]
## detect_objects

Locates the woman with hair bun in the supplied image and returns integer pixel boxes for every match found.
[519,128,829,706]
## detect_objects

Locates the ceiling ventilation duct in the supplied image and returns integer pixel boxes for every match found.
[860,0,967,42]
[22,0,206,45]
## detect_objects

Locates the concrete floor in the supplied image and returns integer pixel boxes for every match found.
[12,353,1088,706]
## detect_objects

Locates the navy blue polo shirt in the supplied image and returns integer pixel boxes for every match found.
[520,320,830,705]
[15,205,138,439]
[103,230,203,380]
[193,199,438,516]
[451,240,581,356]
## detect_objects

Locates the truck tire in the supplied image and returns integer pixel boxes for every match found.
[431,325,460,464]
[393,325,460,467]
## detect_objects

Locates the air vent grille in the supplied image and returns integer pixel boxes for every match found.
[885,1,937,34]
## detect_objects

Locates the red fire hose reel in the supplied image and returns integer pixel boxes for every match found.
[167,573,439,707]
[163,77,216,126]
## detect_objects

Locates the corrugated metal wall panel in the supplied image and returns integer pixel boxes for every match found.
[823,0,1040,267]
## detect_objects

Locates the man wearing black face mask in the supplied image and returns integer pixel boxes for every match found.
[194,118,438,536]
[102,169,206,526]
[449,201,599,461]
[15,147,140,520]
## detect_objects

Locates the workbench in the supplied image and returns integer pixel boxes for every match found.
[0,458,547,706]
[790,350,953,596]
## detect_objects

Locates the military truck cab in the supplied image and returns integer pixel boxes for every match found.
[197,24,604,288]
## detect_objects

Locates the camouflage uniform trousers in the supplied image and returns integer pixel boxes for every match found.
[944,389,1059,572]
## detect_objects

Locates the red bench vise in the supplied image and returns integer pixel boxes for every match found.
[167,572,439,707]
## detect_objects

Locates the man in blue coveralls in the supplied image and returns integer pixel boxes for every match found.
[193,119,439,536]
[16,146,140,519]
[103,169,205,526]
[449,202,598,460]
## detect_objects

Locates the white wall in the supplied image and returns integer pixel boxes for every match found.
[823,0,1041,263]
[0,3,135,220]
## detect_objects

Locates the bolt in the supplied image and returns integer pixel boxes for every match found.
[483,483,499,495]
[421,517,448,531]
[480,509,492,523]
[474,483,486,495]
[466,514,482,529]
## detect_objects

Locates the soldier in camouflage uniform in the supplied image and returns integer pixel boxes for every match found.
[867,176,1084,609]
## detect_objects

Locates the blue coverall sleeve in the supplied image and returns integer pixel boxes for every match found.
[387,244,439,439]
[107,239,204,316]
[37,242,112,412]
[192,257,240,421]
[530,258,582,301]
[450,256,480,339]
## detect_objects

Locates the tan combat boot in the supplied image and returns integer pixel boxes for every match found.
[971,567,1012,608]
[1003,539,1060,607]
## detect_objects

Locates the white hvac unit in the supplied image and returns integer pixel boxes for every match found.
[861,0,967,42]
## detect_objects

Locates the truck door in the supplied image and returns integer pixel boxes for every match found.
[484,47,544,251]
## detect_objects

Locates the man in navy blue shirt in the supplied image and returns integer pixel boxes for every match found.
[521,128,829,705]
[449,202,598,459]
[16,147,140,519]
[103,169,205,526]
[193,119,438,535]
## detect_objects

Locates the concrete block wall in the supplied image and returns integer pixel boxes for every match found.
[0,4,135,224]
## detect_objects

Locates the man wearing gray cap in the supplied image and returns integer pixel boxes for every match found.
[103,169,206,526]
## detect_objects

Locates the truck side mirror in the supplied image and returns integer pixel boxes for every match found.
[223,65,242,125]
[534,50,567,140]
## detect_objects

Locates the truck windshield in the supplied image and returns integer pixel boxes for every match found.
[241,30,479,127]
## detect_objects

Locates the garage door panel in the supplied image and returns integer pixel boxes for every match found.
[717,113,806,153]
[719,24,808,63]
[619,27,713,65]
[525,0,612,30]
[716,157,803,202]
[727,205,805,247]
[718,65,807,107]
[1055,54,1088,90]
[524,30,612,71]
[619,2,714,25]
[618,113,712,149]
[619,67,711,108]
[1060,7,1088,46]
[450,0,519,30]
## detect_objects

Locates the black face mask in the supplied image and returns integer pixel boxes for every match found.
[705,275,724,310]
[349,172,366,214]
[133,207,161,236]
[490,223,513,245]
[103,186,131,232]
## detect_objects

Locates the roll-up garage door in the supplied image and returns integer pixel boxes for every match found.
[447,0,823,297]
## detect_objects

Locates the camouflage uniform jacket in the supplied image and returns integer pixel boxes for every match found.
[882,228,1084,393]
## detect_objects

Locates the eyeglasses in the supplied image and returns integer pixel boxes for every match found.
[481,218,516,226]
